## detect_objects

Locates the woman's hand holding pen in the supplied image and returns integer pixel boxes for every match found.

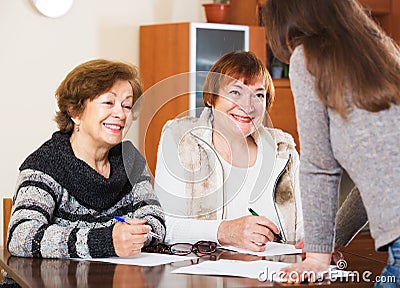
[112,218,151,257]
[217,215,281,252]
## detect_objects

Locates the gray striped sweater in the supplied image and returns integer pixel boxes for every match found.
[7,131,165,258]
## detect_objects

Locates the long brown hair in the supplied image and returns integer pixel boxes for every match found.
[264,0,400,118]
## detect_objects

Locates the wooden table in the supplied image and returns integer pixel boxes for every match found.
[0,233,387,288]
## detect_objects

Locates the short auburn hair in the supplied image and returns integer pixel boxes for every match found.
[54,59,143,133]
[202,51,275,110]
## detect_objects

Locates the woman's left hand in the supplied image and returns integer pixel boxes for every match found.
[279,252,331,283]
[295,238,344,265]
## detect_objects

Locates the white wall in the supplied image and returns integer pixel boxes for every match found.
[0,0,209,245]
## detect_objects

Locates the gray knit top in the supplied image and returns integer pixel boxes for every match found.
[290,46,400,253]
[7,131,165,258]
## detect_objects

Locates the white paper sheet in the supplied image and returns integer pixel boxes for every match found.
[220,241,302,256]
[171,259,288,282]
[172,260,356,283]
[73,253,197,267]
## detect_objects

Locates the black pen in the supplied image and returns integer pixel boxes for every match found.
[248,208,285,243]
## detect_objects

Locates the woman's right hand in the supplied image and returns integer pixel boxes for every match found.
[112,218,150,257]
[217,215,280,251]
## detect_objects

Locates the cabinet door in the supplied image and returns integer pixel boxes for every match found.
[139,23,191,177]
[249,26,266,63]
[268,79,300,152]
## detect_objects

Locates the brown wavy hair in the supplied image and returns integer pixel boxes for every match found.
[264,0,400,118]
[203,51,275,111]
[55,59,143,133]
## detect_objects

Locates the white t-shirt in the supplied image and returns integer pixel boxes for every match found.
[216,148,263,220]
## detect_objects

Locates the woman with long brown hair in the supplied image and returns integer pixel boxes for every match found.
[264,0,400,285]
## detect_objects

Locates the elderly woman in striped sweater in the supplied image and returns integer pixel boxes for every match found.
[7,59,165,259]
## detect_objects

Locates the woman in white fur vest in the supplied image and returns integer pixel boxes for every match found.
[154,51,303,251]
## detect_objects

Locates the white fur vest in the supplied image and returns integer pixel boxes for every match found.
[157,108,303,242]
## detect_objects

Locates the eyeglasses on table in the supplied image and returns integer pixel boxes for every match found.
[143,240,217,256]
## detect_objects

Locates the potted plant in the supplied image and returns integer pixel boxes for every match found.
[203,0,230,24]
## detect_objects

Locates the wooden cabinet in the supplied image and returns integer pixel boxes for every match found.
[139,22,266,176]
[226,0,264,26]
[267,78,299,151]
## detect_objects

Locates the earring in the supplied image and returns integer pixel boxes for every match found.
[72,118,80,132]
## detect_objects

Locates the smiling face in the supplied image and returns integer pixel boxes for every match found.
[212,76,267,138]
[72,79,134,150]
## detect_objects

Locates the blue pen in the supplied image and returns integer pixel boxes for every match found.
[114,216,162,240]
